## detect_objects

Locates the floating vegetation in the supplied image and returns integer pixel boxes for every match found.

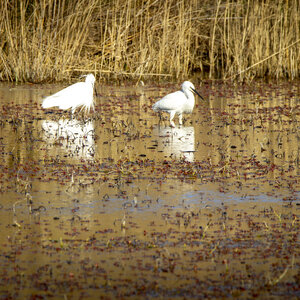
[0,81,299,298]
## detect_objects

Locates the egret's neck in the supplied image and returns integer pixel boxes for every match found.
[182,91,195,113]
[88,81,95,88]
[184,90,195,102]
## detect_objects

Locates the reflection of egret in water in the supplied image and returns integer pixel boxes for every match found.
[153,126,195,162]
[42,119,95,159]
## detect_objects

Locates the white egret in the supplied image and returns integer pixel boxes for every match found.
[152,81,204,127]
[42,74,96,114]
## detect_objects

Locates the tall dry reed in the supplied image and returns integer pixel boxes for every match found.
[219,0,300,81]
[0,0,299,82]
[0,0,97,82]
[92,0,204,81]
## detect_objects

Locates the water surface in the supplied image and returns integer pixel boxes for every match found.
[0,81,299,298]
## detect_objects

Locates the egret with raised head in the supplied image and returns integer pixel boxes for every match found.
[42,74,96,114]
[152,81,204,127]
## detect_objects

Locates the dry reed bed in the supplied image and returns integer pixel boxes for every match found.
[0,0,299,83]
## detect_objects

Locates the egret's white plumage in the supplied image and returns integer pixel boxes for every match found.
[152,81,204,127]
[42,74,96,114]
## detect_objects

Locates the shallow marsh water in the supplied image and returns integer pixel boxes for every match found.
[0,81,299,299]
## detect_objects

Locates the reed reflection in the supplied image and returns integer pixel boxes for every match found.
[42,119,95,159]
[153,126,195,162]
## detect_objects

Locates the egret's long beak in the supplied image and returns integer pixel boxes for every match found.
[191,87,204,101]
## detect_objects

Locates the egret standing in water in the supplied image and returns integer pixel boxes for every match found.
[152,81,204,127]
[42,74,96,114]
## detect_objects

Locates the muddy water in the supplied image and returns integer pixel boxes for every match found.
[0,81,299,299]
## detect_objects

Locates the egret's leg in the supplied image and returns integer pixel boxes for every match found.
[169,111,176,128]
[178,113,183,125]
[159,112,162,123]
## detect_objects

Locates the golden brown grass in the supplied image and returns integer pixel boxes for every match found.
[0,0,97,82]
[220,0,300,81]
[0,0,299,83]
